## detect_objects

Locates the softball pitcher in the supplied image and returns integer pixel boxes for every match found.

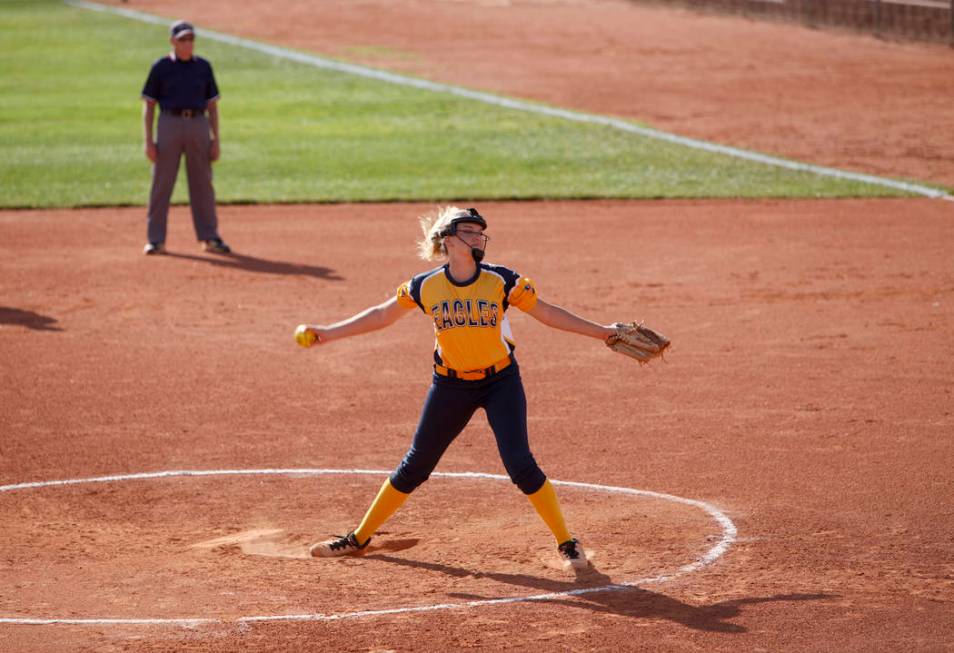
[296,206,657,569]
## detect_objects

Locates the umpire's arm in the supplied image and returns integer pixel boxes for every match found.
[208,99,220,162]
[142,99,157,162]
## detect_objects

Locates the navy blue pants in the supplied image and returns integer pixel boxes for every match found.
[390,364,547,495]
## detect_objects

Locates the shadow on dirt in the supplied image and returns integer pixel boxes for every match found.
[365,553,834,633]
[0,306,63,331]
[165,251,343,280]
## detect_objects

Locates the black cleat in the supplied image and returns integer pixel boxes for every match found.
[202,237,231,254]
[558,538,588,569]
[309,531,371,558]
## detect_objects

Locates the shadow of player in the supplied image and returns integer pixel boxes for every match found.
[0,306,63,331]
[165,251,343,280]
[364,553,833,633]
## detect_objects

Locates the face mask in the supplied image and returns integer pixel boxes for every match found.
[470,241,485,264]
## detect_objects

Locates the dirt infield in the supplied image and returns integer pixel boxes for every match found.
[3,1,954,651]
[636,0,954,43]
[2,200,952,651]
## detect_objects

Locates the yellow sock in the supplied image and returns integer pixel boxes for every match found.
[353,479,410,545]
[526,479,572,544]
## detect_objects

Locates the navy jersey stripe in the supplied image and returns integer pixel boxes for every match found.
[480,263,520,312]
[408,266,443,313]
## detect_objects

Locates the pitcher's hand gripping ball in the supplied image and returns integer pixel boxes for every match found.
[295,324,318,348]
[606,321,670,364]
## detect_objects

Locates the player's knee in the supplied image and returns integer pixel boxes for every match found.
[389,471,421,494]
[508,460,546,495]
[390,459,432,494]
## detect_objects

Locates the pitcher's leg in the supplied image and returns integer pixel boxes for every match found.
[390,382,478,494]
[146,113,182,245]
[312,381,478,557]
[526,480,572,545]
[484,373,581,564]
[310,478,409,557]
[352,478,410,545]
[183,116,219,242]
[483,373,546,495]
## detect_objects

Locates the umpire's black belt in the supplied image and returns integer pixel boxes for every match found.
[434,355,513,381]
[161,108,206,118]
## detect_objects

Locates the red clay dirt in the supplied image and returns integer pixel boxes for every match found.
[3,1,954,652]
[2,200,952,651]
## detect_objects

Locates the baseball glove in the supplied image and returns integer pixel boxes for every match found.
[605,321,670,364]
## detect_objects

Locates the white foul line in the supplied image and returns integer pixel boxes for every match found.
[66,0,951,200]
[0,468,737,627]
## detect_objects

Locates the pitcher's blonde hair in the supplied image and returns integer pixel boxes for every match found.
[417,205,469,261]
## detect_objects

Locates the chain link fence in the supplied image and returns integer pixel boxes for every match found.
[630,0,954,44]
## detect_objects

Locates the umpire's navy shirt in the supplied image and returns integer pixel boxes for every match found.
[141,54,220,111]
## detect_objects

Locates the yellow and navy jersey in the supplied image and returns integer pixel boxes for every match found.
[396,263,538,371]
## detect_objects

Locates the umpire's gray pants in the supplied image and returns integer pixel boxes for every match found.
[147,112,219,245]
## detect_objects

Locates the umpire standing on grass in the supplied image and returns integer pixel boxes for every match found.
[140,20,230,256]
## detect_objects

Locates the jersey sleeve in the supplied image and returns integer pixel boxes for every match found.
[507,275,539,312]
[396,278,424,311]
[396,281,416,309]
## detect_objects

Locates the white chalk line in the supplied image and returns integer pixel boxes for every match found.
[0,468,736,627]
[67,0,951,200]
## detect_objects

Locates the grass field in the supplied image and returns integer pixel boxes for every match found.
[0,0,920,208]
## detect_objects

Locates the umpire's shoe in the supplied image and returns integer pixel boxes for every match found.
[558,538,588,570]
[143,242,166,255]
[310,532,371,558]
[202,237,231,254]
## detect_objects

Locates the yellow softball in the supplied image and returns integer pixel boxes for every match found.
[294,324,317,348]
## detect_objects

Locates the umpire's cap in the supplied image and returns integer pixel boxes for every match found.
[170,20,195,40]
